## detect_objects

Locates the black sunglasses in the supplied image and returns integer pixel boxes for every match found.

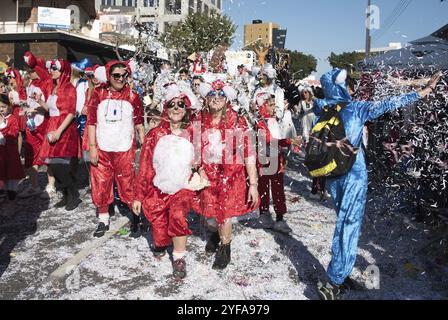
[111,72,128,80]
[168,100,186,109]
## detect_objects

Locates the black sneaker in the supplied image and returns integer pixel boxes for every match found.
[317,281,344,300]
[341,277,365,291]
[205,231,221,253]
[65,196,82,211]
[93,222,110,238]
[7,191,17,201]
[117,201,131,216]
[212,243,231,270]
[172,258,187,280]
[54,191,68,208]
[153,246,168,259]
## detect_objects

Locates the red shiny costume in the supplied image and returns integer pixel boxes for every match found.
[0,115,25,181]
[87,61,143,211]
[39,59,79,161]
[135,121,199,247]
[197,106,260,224]
[256,103,291,216]
[6,68,27,131]
[23,51,51,168]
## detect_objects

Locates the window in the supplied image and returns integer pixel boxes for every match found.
[189,0,195,14]
[204,4,209,16]
[144,0,159,6]
[165,0,182,14]
[18,7,32,23]
[217,0,221,9]
[143,0,151,6]
[197,0,202,13]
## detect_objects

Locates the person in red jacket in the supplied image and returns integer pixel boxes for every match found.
[0,94,25,200]
[38,58,81,211]
[133,84,209,280]
[5,67,27,154]
[196,80,260,270]
[17,51,52,199]
[87,61,145,238]
[256,95,302,234]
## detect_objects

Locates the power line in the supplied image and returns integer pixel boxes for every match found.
[373,0,413,41]
[372,0,410,40]
[372,0,413,42]
[375,0,408,34]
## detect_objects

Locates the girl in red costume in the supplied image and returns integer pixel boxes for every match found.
[197,80,260,270]
[133,84,209,280]
[4,67,27,154]
[87,61,145,238]
[256,95,302,234]
[38,58,81,211]
[0,94,25,200]
[17,51,52,198]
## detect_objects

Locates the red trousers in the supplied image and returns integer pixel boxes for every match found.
[90,148,135,209]
[143,189,194,248]
[258,172,287,216]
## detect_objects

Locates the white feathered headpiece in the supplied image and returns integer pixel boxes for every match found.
[261,63,277,79]
[198,79,238,101]
[94,66,107,84]
[164,83,201,110]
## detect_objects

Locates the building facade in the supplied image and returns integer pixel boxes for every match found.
[0,1,132,68]
[244,20,281,48]
[97,0,222,34]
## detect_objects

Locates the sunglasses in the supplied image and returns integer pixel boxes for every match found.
[168,100,186,109]
[207,90,226,98]
[50,65,60,71]
[111,72,128,80]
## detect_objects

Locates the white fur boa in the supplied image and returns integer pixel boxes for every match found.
[153,135,195,195]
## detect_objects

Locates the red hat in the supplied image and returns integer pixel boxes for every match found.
[24,51,38,69]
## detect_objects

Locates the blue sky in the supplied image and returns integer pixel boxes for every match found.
[222,0,448,77]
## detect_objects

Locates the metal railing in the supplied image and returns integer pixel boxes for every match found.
[0,21,40,33]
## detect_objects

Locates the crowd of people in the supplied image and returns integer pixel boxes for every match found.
[0,51,441,299]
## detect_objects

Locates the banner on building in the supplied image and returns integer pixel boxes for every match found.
[225,51,256,76]
[37,7,71,29]
[99,15,136,37]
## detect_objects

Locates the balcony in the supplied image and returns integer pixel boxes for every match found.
[0,21,40,34]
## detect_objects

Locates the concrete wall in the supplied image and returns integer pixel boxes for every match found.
[0,43,14,63]
[0,0,93,30]
[0,3,18,22]
[30,42,67,62]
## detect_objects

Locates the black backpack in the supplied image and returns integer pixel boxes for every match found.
[304,103,359,178]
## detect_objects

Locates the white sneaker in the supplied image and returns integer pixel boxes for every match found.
[40,185,57,199]
[18,186,42,199]
[309,193,321,200]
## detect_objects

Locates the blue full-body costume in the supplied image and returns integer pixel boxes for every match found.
[314,69,420,285]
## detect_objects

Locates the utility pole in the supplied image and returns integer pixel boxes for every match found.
[365,0,372,58]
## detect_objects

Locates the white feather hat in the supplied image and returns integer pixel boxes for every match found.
[94,66,107,84]
[198,80,238,101]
